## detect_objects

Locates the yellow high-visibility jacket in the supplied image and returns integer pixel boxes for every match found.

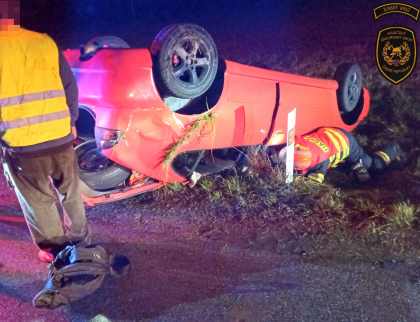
[0,28,71,147]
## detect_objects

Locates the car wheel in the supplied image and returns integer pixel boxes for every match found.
[334,63,362,113]
[75,140,131,191]
[150,24,218,99]
[79,36,130,61]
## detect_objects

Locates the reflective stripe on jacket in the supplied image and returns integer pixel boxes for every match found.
[0,29,71,147]
[295,127,350,174]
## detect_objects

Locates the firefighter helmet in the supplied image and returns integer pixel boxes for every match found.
[278,145,312,171]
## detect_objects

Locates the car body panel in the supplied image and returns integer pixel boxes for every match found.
[81,181,165,207]
[63,48,369,205]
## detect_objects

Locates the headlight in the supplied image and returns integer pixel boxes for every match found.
[95,127,124,150]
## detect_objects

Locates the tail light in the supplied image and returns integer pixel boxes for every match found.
[95,127,124,150]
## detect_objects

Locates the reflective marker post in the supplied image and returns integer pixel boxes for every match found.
[286,108,296,184]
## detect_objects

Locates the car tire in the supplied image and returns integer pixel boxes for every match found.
[79,36,130,61]
[334,63,362,113]
[150,24,218,99]
[75,140,131,191]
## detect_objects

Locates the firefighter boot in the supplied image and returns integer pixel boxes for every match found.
[390,142,408,164]
[373,142,407,171]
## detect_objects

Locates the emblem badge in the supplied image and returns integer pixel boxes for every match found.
[376,26,417,84]
[373,3,420,22]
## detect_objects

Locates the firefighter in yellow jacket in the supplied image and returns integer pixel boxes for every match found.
[0,3,92,262]
[278,127,406,183]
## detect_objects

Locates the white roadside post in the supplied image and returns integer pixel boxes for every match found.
[285,108,296,184]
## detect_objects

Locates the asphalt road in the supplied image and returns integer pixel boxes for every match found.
[1,174,420,321]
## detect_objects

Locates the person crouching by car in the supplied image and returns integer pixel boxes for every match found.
[277,127,406,183]
[0,1,92,263]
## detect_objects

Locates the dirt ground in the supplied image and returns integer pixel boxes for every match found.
[2,170,420,321]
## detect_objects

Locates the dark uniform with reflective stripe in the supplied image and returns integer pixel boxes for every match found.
[296,128,397,183]
[303,128,370,182]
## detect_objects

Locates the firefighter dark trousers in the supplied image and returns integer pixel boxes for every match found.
[341,129,390,172]
[3,145,92,255]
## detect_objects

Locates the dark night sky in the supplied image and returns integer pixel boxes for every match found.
[17,0,420,70]
[21,0,290,48]
[19,1,400,48]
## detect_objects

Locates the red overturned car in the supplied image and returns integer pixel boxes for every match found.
[64,24,370,206]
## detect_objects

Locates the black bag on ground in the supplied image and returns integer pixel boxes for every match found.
[33,245,130,309]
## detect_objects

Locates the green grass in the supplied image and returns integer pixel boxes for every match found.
[387,202,419,228]
[162,111,215,169]
[221,176,247,196]
[198,176,215,193]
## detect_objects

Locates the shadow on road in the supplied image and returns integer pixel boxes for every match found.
[66,240,296,320]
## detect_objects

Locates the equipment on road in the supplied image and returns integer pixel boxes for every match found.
[33,245,130,309]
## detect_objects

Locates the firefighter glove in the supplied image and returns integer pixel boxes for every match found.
[351,161,371,183]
